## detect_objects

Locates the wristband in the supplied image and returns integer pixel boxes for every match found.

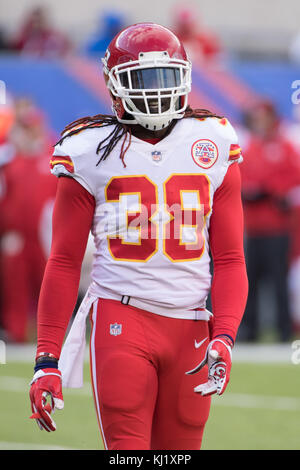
[34,353,59,373]
[213,334,234,349]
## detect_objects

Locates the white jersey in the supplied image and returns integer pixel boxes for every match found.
[51,117,242,320]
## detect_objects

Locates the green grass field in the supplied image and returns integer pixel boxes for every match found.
[1,351,300,450]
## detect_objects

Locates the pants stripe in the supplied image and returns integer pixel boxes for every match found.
[89,300,108,450]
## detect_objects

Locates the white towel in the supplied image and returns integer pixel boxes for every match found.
[58,289,97,388]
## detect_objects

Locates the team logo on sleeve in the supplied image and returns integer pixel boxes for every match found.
[191,139,218,169]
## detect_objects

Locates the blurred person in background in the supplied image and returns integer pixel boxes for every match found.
[85,10,126,57]
[12,6,72,58]
[0,26,11,52]
[287,199,300,334]
[0,97,57,342]
[284,102,300,152]
[171,5,222,62]
[283,104,300,333]
[240,100,300,342]
[0,99,16,337]
[289,30,300,65]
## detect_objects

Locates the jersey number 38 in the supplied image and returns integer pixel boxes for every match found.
[105,174,211,263]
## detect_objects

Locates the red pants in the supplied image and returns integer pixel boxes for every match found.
[89,298,211,450]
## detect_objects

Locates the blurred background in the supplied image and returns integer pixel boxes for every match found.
[1,0,300,450]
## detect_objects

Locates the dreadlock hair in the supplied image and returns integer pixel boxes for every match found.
[56,106,222,168]
[183,105,223,120]
[56,113,130,167]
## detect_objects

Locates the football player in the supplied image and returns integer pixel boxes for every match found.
[29,23,248,450]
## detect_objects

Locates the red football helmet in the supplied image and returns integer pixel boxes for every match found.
[102,23,192,131]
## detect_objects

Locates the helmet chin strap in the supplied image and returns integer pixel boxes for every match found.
[134,114,177,131]
[115,94,184,131]
[113,110,174,131]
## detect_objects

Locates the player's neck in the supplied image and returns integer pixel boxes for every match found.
[129,121,177,142]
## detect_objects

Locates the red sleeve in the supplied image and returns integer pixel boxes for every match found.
[209,163,248,342]
[36,177,95,359]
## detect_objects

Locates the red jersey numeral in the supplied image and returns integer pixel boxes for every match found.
[105,175,158,262]
[105,174,211,262]
[163,174,211,261]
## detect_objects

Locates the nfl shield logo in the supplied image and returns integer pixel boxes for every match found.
[110,323,122,336]
[151,150,162,162]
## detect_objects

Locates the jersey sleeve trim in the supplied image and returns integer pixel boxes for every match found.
[50,155,74,173]
[229,144,242,161]
[50,150,95,196]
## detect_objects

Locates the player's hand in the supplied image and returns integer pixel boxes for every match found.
[29,368,64,431]
[186,336,233,396]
